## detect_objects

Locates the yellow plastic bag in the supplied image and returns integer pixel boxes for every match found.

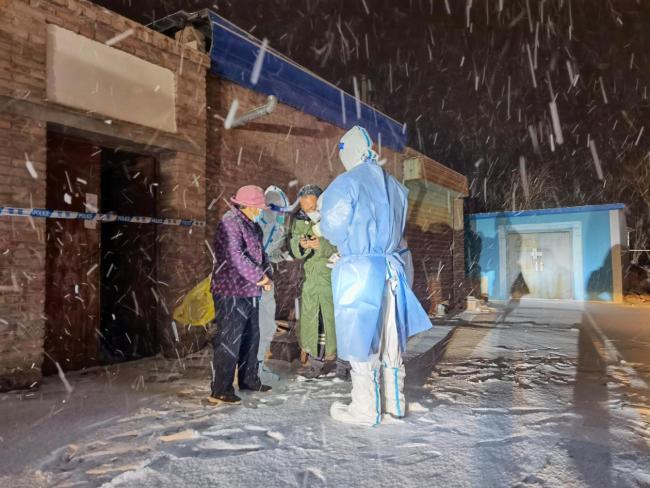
[172,276,215,326]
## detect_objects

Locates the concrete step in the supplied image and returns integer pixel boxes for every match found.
[404,323,457,370]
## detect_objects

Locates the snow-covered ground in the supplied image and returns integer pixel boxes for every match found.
[1,303,649,487]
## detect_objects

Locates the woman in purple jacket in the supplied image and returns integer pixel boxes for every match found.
[209,185,273,405]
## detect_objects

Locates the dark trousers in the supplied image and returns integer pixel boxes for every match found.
[210,295,261,396]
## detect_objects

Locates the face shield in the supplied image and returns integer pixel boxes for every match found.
[264,185,289,224]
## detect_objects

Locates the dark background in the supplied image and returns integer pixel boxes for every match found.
[92,0,650,261]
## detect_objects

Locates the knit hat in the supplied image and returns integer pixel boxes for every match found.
[230,185,269,209]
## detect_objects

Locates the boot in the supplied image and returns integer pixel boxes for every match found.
[382,363,406,418]
[207,393,241,405]
[330,364,381,427]
[259,361,279,382]
[323,353,337,362]
[335,360,351,381]
[298,358,325,379]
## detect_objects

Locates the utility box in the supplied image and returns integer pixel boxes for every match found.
[403,157,423,181]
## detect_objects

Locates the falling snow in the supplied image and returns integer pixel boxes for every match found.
[1,0,649,486]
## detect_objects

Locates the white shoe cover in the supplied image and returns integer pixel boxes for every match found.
[330,401,379,427]
[259,363,279,382]
[382,365,406,418]
[330,365,382,427]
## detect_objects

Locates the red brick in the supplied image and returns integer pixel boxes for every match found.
[0,0,465,390]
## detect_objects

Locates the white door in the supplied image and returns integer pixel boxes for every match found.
[507,231,574,299]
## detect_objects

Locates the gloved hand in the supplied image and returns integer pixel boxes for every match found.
[326,253,340,269]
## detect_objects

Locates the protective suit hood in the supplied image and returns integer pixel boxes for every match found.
[264,185,289,211]
[260,186,290,262]
[338,126,378,171]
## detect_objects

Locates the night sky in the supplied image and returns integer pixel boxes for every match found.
[93,0,650,257]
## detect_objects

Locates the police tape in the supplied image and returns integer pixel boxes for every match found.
[0,206,205,227]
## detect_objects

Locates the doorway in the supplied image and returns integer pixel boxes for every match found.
[506,231,574,299]
[44,131,159,373]
[100,149,158,362]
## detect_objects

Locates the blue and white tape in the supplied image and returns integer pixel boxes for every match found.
[0,206,205,227]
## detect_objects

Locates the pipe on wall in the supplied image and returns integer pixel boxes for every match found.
[225,95,277,129]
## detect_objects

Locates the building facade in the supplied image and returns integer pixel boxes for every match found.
[466,204,626,303]
[0,0,467,390]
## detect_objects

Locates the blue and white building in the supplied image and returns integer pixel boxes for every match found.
[466,204,626,302]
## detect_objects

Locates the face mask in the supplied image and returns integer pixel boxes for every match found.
[242,207,261,223]
[306,210,321,223]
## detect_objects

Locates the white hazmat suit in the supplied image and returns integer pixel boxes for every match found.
[258,186,290,366]
[319,126,432,426]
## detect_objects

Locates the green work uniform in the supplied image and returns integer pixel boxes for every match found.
[290,218,338,357]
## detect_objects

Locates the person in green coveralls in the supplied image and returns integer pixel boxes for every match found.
[290,185,347,379]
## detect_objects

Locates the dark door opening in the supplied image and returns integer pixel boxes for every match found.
[100,149,158,362]
[44,132,102,374]
[44,130,159,374]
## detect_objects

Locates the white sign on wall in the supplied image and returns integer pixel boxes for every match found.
[46,24,177,133]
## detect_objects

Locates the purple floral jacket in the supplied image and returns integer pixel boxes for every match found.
[211,207,269,298]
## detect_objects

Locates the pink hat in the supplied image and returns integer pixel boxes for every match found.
[230,185,269,209]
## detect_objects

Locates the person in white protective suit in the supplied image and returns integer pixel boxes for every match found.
[317,125,433,426]
[257,186,292,372]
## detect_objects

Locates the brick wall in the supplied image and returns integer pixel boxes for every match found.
[0,0,210,389]
[156,150,209,357]
[0,0,467,390]
[405,180,454,313]
[0,113,46,390]
[401,150,469,313]
[206,78,468,319]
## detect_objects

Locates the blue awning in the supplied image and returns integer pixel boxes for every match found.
[207,11,406,152]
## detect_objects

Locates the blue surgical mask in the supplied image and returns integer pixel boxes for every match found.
[253,213,262,223]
